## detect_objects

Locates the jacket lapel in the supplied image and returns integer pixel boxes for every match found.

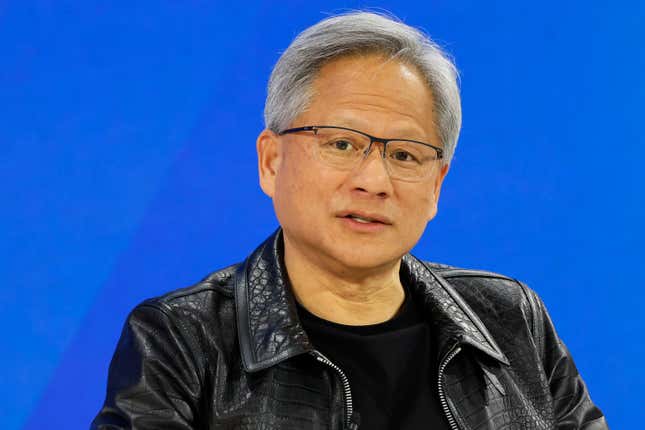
[235,228,509,373]
[402,254,510,365]
[235,228,312,372]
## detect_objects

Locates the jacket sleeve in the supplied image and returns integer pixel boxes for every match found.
[527,289,609,430]
[91,303,203,430]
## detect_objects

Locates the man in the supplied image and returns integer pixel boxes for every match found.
[92,12,608,430]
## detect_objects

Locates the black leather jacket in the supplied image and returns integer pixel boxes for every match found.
[92,229,608,429]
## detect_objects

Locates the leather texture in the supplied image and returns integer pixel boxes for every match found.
[92,228,608,429]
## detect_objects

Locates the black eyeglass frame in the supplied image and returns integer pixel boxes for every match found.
[277,125,444,160]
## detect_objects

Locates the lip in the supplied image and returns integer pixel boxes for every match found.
[336,210,393,225]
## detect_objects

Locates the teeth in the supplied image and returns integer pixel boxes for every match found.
[349,215,373,223]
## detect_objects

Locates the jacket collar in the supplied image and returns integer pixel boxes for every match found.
[400,255,510,365]
[235,228,509,372]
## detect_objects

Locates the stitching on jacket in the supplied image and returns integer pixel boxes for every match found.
[438,268,515,281]
[152,265,239,304]
[162,283,233,303]
[515,281,545,364]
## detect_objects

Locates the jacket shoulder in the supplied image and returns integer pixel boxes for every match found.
[124,263,241,361]
[130,263,240,332]
[427,261,517,282]
[427,262,545,364]
[425,261,536,313]
[144,262,237,305]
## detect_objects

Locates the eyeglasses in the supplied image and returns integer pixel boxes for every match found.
[278,125,443,182]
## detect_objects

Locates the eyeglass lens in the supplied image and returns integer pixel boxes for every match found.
[309,127,439,181]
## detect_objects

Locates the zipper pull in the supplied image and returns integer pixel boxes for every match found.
[346,411,361,429]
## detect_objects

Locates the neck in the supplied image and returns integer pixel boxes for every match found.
[283,234,405,326]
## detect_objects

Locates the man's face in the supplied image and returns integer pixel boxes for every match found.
[258,54,449,273]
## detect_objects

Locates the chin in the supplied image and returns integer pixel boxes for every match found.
[328,245,404,272]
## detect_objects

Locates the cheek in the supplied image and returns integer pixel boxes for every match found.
[399,188,436,232]
[274,152,325,219]
[417,196,435,222]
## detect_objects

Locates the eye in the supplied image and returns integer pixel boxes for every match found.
[390,150,420,163]
[328,139,356,151]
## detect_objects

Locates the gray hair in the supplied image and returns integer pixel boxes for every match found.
[264,11,462,165]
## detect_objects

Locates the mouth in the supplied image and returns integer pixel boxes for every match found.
[337,211,392,225]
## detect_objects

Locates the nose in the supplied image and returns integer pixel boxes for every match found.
[361,139,387,160]
[346,141,393,197]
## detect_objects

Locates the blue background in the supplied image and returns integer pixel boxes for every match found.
[1,1,643,428]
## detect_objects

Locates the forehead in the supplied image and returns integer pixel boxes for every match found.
[304,54,437,137]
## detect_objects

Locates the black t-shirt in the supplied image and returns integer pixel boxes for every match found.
[296,284,451,429]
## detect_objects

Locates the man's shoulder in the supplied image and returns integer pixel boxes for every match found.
[425,260,516,281]
[117,264,242,378]
[424,261,543,351]
[423,260,535,309]
[137,263,240,317]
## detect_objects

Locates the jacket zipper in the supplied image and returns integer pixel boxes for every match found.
[437,345,462,430]
[310,350,357,429]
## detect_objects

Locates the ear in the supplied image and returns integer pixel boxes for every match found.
[426,163,450,221]
[257,129,282,198]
